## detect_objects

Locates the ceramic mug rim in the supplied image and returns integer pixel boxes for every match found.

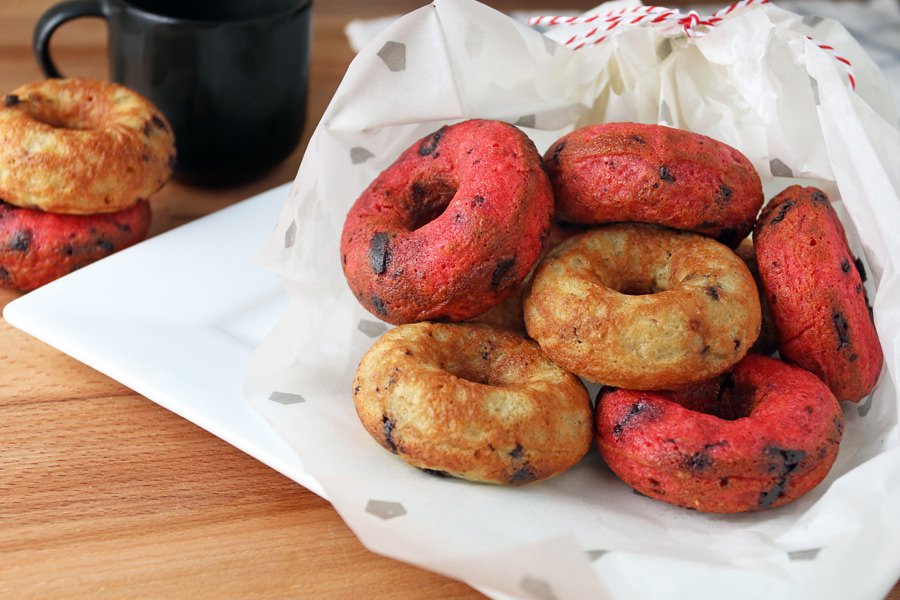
[110,0,313,27]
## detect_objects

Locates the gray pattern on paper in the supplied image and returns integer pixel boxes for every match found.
[378,41,407,72]
[365,499,407,520]
[269,391,306,405]
[351,146,375,164]
[358,319,389,338]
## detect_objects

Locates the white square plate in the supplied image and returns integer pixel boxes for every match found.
[3,183,325,498]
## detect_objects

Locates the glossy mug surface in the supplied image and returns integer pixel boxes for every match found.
[35,0,312,184]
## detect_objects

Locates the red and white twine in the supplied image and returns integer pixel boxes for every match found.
[529,0,856,89]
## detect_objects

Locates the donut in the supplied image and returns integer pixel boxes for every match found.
[0,199,151,292]
[543,122,763,247]
[340,119,553,325]
[595,354,844,513]
[0,78,175,214]
[523,224,761,390]
[754,185,882,402]
[352,322,592,485]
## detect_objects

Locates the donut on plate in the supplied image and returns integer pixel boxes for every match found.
[595,354,844,513]
[0,78,175,214]
[543,122,763,247]
[353,322,592,485]
[341,119,553,325]
[524,224,761,390]
[754,185,882,403]
[0,199,151,292]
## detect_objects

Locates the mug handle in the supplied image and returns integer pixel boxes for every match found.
[33,0,106,78]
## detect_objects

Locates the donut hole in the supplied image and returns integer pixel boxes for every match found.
[667,373,759,421]
[404,177,458,230]
[442,359,501,386]
[617,280,661,296]
[611,270,668,296]
[28,95,106,131]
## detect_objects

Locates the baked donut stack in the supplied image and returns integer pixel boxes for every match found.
[341,119,883,514]
[0,78,175,292]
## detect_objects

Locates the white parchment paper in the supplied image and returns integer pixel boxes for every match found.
[245,1,900,598]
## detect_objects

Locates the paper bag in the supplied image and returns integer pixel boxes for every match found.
[245,0,900,597]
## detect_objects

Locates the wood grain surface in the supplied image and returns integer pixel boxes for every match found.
[1,1,897,599]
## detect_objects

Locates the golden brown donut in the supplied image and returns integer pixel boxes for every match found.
[524,224,761,390]
[0,78,175,214]
[353,322,592,485]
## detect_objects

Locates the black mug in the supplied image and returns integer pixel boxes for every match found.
[34,0,313,184]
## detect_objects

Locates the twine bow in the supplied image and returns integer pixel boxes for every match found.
[530,0,856,88]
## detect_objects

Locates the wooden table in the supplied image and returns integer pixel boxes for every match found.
[1,1,897,598]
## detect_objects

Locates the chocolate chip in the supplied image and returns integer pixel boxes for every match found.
[62,244,74,256]
[510,444,524,459]
[97,238,115,253]
[832,310,851,349]
[841,259,852,273]
[659,166,676,183]
[382,415,398,453]
[151,114,167,130]
[630,134,645,144]
[769,200,795,224]
[353,385,360,395]
[418,126,447,156]
[491,257,516,289]
[612,400,659,438]
[684,451,712,471]
[734,339,742,351]
[550,141,566,166]
[8,230,32,252]
[758,446,806,509]
[811,190,828,204]
[369,232,391,275]
[118,223,132,233]
[508,465,537,485]
[685,441,727,471]
[471,195,485,207]
[715,184,733,206]
[371,294,388,316]
[854,257,867,282]
[3,94,20,107]
[706,286,720,301]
